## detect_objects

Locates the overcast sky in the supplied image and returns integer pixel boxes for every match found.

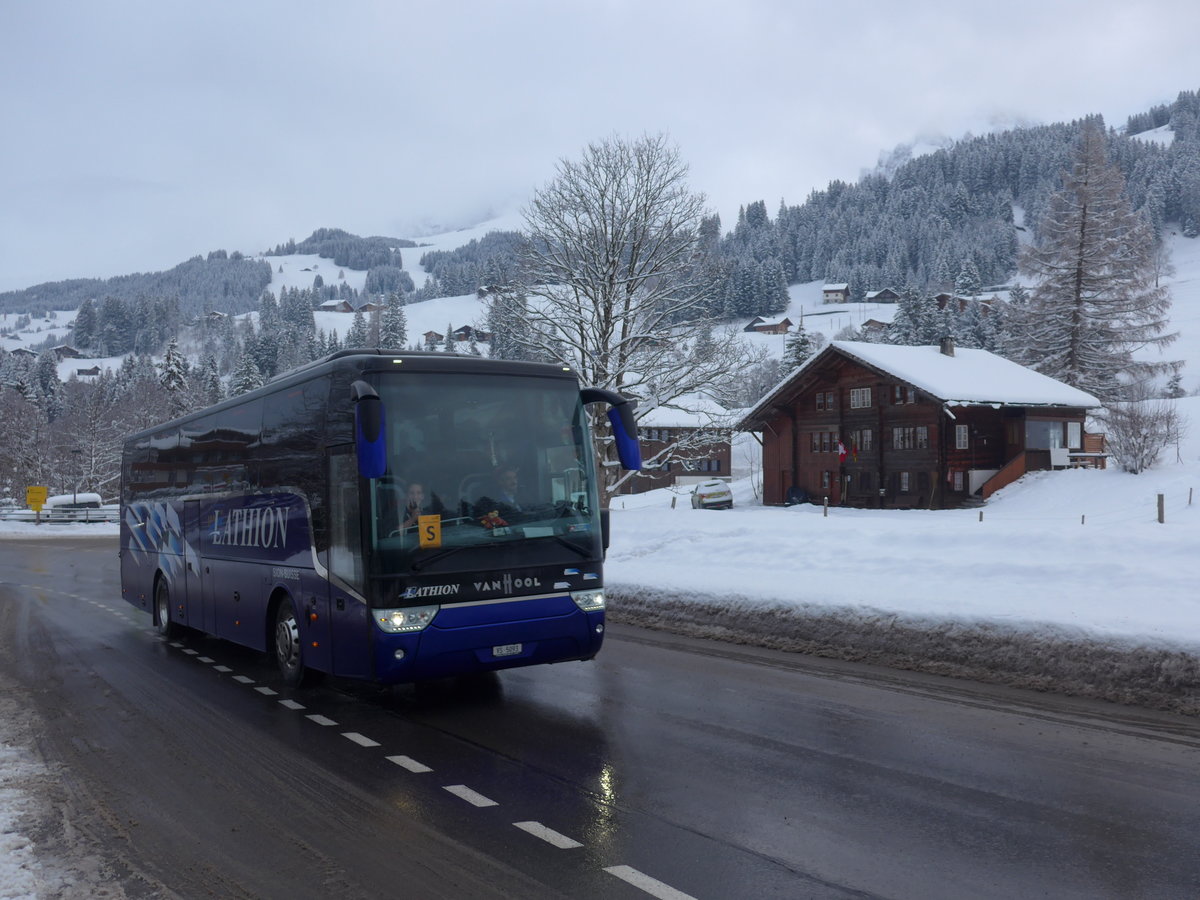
[2,0,1198,293]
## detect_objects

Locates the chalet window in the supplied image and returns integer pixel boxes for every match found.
[1025,420,1066,450]
[915,426,928,449]
[955,424,969,450]
[811,432,820,453]
[1067,421,1082,449]
[816,392,824,411]
[953,470,964,491]
[849,387,872,409]
[816,391,834,411]
[826,391,835,409]
[822,432,832,454]
[821,471,831,490]
[893,427,915,450]
[906,388,916,404]
[861,429,873,452]
[899,471,910,493]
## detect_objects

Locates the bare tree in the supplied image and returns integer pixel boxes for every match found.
[514,134,761,499]
[1098,382,1187,474]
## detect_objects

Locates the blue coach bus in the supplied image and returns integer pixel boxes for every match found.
[120,350,640,686]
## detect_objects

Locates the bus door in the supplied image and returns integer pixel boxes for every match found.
[326,445,370,679]
[183,500,206,631]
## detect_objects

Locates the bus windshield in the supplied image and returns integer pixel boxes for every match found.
[367,372,601,574]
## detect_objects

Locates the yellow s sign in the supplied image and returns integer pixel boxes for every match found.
[418,514,442,548]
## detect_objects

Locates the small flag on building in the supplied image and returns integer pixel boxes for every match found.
[838,440,847,463]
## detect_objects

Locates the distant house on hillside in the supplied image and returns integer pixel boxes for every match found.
[822,283,849,304]
[422,330,444,344]
[318,300,354,313]
[743,316,793,335]
[10,347,35,358]
[860,319,890,339]
[75,366,102,377]
[52,345,82,360]
[864,288,900,303]
[737,339,1103,510]
[452,325,491,342]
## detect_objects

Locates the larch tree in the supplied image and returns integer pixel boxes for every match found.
[516,134,761,500]
[1016,120,1177,401]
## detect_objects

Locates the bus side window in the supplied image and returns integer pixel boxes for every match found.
[327,447,363,591]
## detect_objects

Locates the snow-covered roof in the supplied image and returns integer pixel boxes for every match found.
[637,392,735,429]
[822,283,848,291]
[739,340,1100,430]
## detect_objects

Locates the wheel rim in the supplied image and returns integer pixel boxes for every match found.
[156,583,170,633]
[276,608,300,672]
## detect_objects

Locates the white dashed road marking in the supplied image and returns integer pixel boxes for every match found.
[279,699,305,711]
[342,732,380,748]
[198,657,214,663]
[306,714,338,727]
[214,665,232,673]
[386,755,432,773]
[444,785,498,808]
[182,649,198,656]
[603,866,696,900]
[232,675,255,684]
[513,821,582,849]
[255,687,277,696]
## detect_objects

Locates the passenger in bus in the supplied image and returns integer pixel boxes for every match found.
[395,481,444,532]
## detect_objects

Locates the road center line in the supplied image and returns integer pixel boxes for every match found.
[255,687,278,696]
[603,866,696,900]
[278,699,305,710]
[306,714,337,726]
[443,785,498,807]
[232,675,255,684]
[513,821,582,849]
[182,649,198,656]
[213,665,232,673]
[197,657,214,663]
[385,755,431,773]
[342,732,380,748]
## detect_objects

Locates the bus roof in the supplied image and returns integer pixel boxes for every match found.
[123,350,581,443]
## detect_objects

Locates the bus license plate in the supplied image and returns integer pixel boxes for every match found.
[492,643,522,657]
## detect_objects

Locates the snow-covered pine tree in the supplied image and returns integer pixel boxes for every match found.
[345,308,369,349]
[782,321,815,369]
[380,291,407,348]
[1016,120,1177,401]
[229,355,264,396]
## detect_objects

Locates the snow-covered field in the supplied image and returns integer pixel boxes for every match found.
[608,396,1200,652]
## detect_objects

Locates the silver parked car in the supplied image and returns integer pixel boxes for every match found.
[690,479,733,509]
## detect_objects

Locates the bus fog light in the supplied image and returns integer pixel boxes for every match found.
[595,624,604,634]
[394,649,406,660]
[375,605,439,633]
[571,589,605,611]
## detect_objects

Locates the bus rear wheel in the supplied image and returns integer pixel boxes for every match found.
[274,599,318,687]
[154,578,182,639]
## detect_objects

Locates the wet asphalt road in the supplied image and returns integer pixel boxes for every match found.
[2,535,1199,899]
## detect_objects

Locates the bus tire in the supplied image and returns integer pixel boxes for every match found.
[154,577,182,639]
[274,596,319,688]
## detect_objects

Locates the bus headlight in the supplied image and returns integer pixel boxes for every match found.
[571,589,605,611]
[375,605,439,633]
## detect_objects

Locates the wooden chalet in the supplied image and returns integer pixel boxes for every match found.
[737,339,1102,509]
[864,288,901,302]
[318,300,354,313]
[743,316,793,335]
[822,283,849,304]
[615,394,734,496]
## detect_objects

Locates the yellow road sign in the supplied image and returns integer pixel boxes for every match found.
[26,486,48,511]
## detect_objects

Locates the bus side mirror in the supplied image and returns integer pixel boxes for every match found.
[581,388,642,471]
[601,508,610,552]
[351,381,387,479]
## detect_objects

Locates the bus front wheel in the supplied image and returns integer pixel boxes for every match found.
[154,578,182,639]
[274,598,318,687]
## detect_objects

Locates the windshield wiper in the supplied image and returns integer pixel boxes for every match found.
[547,534,591,558]
[411,545,472,572]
